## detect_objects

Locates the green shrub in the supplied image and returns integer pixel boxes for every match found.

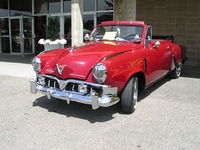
[45,17,60,40]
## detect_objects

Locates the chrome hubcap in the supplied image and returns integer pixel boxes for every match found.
[133,78,138,109]
[176,62,182,77]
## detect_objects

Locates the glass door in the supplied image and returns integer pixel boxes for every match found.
[10,16,34,54]
[34,16,47,53]
[10,18,21,53]
[0,18,10,53]
[23,17,34,54]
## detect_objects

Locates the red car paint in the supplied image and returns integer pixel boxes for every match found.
[36,21,185,93]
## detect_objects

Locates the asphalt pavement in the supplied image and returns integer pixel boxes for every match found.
[0,57,200,150]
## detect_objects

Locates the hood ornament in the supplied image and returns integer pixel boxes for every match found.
[56,64,66,74]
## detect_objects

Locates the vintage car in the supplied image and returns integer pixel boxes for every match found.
[30,21,186,113]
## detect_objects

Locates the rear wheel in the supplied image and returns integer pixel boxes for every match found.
[170,61,182,79]
[121,77,138,114]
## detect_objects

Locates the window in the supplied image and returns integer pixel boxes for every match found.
[83,15,94,31]
[10,0,32,16]
[47,16,60,38]
[97,12,113,25]
[0,18,9,35]
[34,16,47,53]
[35,0,61,14]
[0,18,10,53]
[0,37,10,53]
[64,16,71,46]
[35,0,48,14]
[146,26,152,40]
[0,0,8,17]
[83,0,95,11]
[49,0,61,14]
[97,0,113,11]
[64,0,71,12]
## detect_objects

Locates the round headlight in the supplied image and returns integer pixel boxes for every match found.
[32,57,41,73]
[92,63,107,83]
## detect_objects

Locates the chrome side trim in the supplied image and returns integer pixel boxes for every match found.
[102,51,130,61]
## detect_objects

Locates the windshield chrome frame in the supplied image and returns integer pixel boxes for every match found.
[89,25,145,43]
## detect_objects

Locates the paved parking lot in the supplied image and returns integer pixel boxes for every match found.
[0,58,200,150]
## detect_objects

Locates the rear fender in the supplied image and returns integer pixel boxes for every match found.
[172,44,182,63]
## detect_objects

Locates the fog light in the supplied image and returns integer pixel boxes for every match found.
[78,84,87,94]
[38,77,45,86]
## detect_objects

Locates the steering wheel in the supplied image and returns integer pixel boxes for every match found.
[123,34,136,40]
[94,35,104,40]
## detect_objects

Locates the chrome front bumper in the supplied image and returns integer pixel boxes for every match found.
[30,75,120,110]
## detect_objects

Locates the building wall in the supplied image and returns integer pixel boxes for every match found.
[137,0,200,65]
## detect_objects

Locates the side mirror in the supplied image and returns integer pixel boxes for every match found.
[133,34,142,43]
[153,41,161,48]
[84,34,90,41]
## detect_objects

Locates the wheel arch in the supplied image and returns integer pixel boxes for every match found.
[172,44,186,64]
[133,72,146,92]
[119,71,146,96]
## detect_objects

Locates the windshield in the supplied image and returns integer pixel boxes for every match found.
[90,25,144,42]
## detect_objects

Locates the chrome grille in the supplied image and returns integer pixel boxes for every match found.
[65,83,79,92]
[64,82,102,95]
[42,77,102,95]
[45,78,59,89]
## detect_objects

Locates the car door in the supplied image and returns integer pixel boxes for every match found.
[145,41,165,84]
[144,26,165,85]
[144,26,173,85]
[146,41,173,85]
[161,42,173,73]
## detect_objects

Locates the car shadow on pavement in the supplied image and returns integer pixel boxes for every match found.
[139,65,200,101]
[33,77,171,123]
[138,76,172,101]
[33,96,120,123]
[32,65,197,123]
[181,65,200,79]
[32,77,172,123]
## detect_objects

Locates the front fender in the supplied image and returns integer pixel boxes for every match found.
[86,51,146,93]
[106,59,145,93]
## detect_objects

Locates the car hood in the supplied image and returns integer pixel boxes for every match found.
[39,41,135,80]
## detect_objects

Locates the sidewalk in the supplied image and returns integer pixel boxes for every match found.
[0,54,35,79]
[0,54,200,79]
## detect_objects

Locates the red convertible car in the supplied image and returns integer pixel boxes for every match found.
[30,21,186,113]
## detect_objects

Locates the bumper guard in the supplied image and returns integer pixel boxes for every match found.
[30,76,120,110]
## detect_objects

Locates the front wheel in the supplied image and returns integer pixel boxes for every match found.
[170,61,182,79]
[121,77,138,114]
